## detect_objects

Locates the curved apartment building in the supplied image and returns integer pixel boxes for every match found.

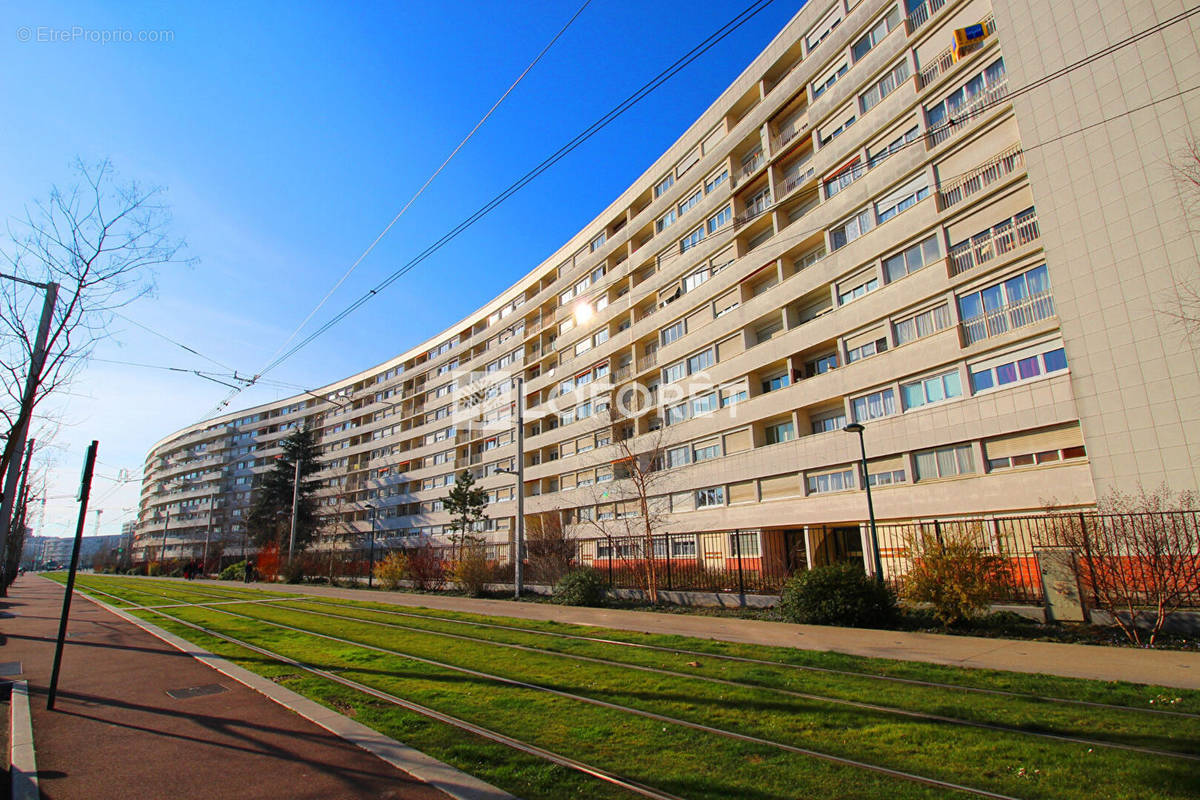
[134,0,1200,574]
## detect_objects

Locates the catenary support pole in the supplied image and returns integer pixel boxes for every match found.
[48,440,97,710]
[514,377,525,599]
[0,282,58,595]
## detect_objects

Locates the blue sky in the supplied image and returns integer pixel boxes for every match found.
[1,0,803,538]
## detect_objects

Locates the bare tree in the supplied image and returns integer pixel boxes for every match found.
[524,511,575,585]
[579,407,677,604]
[1047,485,1200,646]
[1,159,187,496]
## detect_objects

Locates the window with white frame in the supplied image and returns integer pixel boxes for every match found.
[893,303,952,345]
[665,446,690,469]
[761,371,790,393]
[679,226,705,253]
[695,486,725,508]
[852,6,900,61]
[590,232,606,252]
[883,234,940,282]
[860,59,910,115]
[656,208,677,233]
[851,388,897,421]
[970,342,1068,394]
[914,444,974,480]
[686,348,715,374]
[901,369,963,410]
[683,268,709,293]
[838,272,879,305]
[708,206,732,233]
[867,123,920,168]
[875,175,930,223]
[693,440,721,461]
[831,208,873,250]
[663,361,686,384]
[806,4,843,51]
[807,467,855,494]
[661,319,685,346]
[705,168,729,193]
[678,189,702,216]
[846,335,888,363]
[691,392,718,417]
[765,420,796,444]
[812,62,848,100]
[654,174,674,197]
[811,409,847,434]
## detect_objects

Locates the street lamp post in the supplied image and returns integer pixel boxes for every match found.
[366,504,377,589]
[843,422,884,586]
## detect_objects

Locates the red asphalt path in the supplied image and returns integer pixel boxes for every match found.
[0,575,452,800]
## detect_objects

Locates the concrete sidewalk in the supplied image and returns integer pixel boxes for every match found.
[182,577,1200,690]
[0,576,465,800]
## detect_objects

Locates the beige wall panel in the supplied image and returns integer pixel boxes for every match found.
[984,423,1083,459]
[760,473,802,500]
[935,116,1021,181]
[729,479,758,504]
[724,428,754,454]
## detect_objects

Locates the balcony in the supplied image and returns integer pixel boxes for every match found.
[960,290,1055,345]
[948,207,1040,276]
[740,150,765,180]
[734,193,773,227]
[917,16,996,89]
[938,145,1024,210]
[905,0,946,33]
[927,80,1009,149]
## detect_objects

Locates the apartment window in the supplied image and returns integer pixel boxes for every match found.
[721,386,748,406]
[729,530,761,556]
[679,226,705,253]
[819,114,856,146]
[838,274,879,305]
[707,206,732,233]
[693,441,721,461]
[687,348,715,374]
[883,234,940,282]
[805,353,838,377]
[851,388,897,422]
[661,320,685,346]
[926,58,1007,135]
[663,361,686,384]
[654,174,675,198]
[859,59,910,113]
[683,269,709,293]
[989,444,1086,472]
[765,421,796,444]
[806,5,843,51]
[831,208,873,250]
[665,446,690,469]
[852,7,900,61]
[868,469,906,486]
[695,487,725,508]
[656,208,677,233]
[893,304,952,345]
[957,264,1053,344]
[715,295,739,317]
[807,468,855,494]
[678,189,702,216]
[812,63,848,100]
[762,372,790,393]
[824,158,863,199]
[915,444,975,480]
[846,336,888,363]
[811,410,847,434]
[756,320,784,343]
[901,369,963,410]
[692,393,718,417]
[970,345,1069,393]
[867,124,920,168]
[672,538,697,557]
[574,338,592,356]
[876,176,930,223]
[590,232,607,252]
[705,168,729,193]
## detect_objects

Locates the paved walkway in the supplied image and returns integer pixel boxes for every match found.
[182,578,1200,690]
[0,576,458,800]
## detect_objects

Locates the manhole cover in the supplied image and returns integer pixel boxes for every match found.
[0,661,21,676]
[166,683,229,700]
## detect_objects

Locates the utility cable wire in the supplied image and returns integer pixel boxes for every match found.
[205,0,782,418]
[261,0,595,372]
[111,311,238,373]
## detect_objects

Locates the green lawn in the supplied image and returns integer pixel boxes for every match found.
[59,575,1200,800]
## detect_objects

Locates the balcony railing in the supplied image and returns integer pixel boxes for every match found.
[637,352,658,372]
[774,120,806,151]
[960,290,1055,345]
[780,163,815,196]
[905,0,946,33]
[948,207,1040,276]
[740,151,765,178]
[735,193,773,227]
[917,16,996,89]
[927,80,1009,149]
[938,145,1024,210]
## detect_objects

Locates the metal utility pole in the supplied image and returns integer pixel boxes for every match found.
[48,440,97,710]
[8,440,35,582]
[0,279,58,595]
[92,508,103,536]
[843,423,883,586]
[366,504,377,589]
[288,455,301,562]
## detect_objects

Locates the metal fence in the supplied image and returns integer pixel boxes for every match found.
[187,511,1200,609]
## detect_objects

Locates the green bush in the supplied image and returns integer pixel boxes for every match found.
[779,562,897,627]
[554,568,608,606]
[219,560,247,581]
[281,560,305,584]
[373,552,409,591]
[451,547,492,597]
[901,527,1006,626]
